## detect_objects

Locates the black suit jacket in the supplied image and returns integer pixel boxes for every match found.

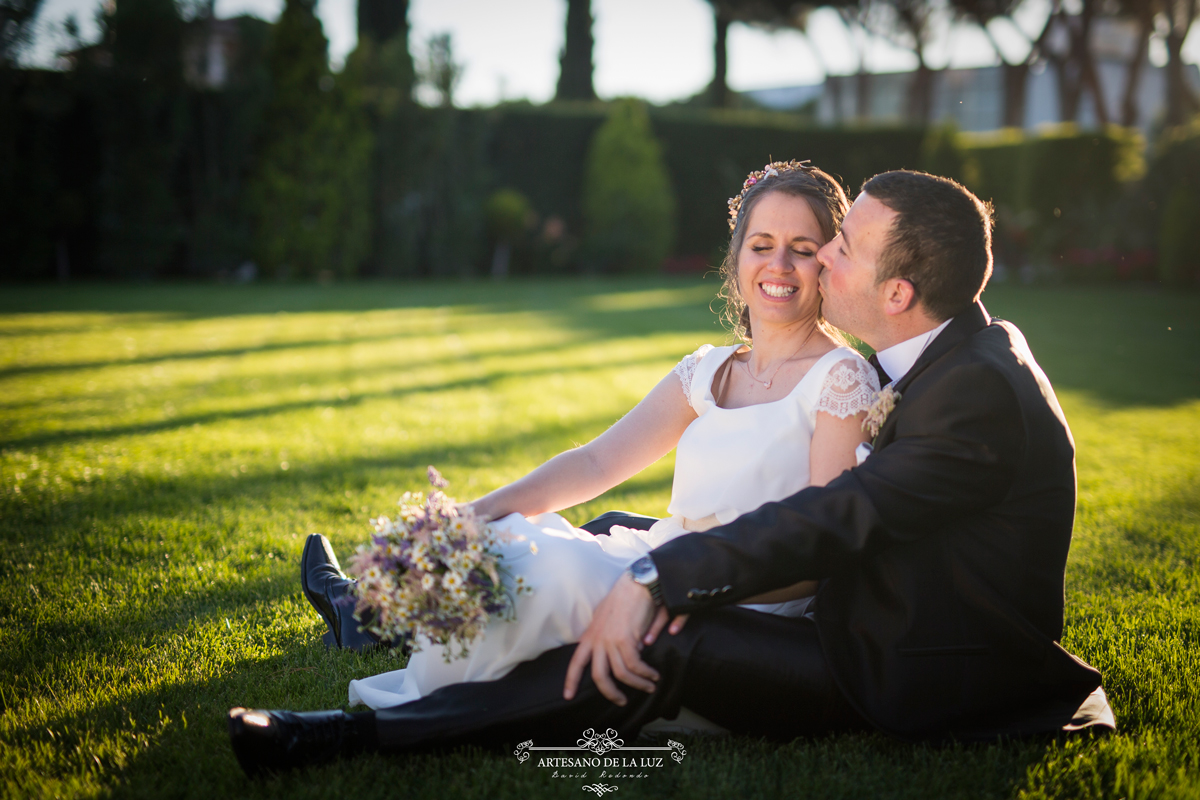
[649,302,1105,739]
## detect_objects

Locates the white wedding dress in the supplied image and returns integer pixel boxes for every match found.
[348,344,879,726]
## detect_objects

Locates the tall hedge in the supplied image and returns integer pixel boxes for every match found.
[1148,123,1200,286]
[91,0,189,277]
[0,68,97,279]
[651,112,926,264]
[960,125,1146,268]
[484,105,927,267]
[185,16,272,276]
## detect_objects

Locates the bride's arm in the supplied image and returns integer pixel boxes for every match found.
[469,371,698,521]
[741,407,870,604]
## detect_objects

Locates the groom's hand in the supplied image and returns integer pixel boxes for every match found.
[564,573,662,706]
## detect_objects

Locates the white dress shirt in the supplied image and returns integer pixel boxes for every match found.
[874,318,952,386]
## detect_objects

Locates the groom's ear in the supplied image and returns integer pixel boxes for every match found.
[881,277,919,317]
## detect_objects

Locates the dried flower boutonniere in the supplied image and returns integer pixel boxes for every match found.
[862,385,901,440]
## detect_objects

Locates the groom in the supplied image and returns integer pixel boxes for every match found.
[228,170,1113,774]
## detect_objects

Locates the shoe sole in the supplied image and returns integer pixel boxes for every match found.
[228,708,269,778]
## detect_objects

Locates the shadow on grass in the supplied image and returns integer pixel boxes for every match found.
[0,278,721,327]
[0,348,678,450]
[0,328,451,381]
[0,408,674,541]
[5,281,1199,410]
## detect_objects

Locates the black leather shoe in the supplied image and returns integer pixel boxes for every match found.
[300,533,383,653]
[228,707,366,777]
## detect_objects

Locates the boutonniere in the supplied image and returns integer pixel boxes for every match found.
[862,385,902,440]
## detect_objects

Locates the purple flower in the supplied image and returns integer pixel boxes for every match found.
[427,466,450,489]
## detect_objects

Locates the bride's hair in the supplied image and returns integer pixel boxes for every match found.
[718,164,850,344]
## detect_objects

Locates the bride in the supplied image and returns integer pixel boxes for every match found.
[347,162,881,723]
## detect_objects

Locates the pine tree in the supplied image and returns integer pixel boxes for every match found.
[248,0,372,278]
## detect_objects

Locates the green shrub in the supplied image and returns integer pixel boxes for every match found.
[581,99,676,273]
[484,188,532,278]
[485,188,532,243]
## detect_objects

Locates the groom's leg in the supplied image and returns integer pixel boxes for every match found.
[373,642,677,751]
[371,607,866,752]
[661,607,869,739]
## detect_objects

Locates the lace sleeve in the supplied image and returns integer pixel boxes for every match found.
[815,357,881,419]
[672,344,715,401]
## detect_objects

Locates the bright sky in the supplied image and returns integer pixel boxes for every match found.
[23,0,1200,105]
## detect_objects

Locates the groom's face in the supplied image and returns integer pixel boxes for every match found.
[816,193,897,346]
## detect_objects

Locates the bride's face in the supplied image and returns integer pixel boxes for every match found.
[736,191,826,333]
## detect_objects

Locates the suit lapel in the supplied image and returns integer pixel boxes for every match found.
[875,301,991,446]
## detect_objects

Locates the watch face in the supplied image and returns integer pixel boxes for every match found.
[631,557,657,583]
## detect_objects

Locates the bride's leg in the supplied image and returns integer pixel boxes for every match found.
[374,515,631,704]
[451,516,629,680]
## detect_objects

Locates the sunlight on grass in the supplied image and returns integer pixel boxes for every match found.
[0,279,1197,799]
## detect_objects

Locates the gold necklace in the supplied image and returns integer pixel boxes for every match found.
[742,327,817,389]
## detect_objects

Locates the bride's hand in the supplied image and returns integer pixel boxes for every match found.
[460,499,501,522]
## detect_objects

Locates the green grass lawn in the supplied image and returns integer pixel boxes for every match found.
[1,278,1197,799]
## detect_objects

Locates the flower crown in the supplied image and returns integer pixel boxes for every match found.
[727,160,817,232]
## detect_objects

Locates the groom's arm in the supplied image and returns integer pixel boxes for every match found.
[650,362,1027,612]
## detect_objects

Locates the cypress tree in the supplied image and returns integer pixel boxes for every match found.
[357,0,407,45]
[555,0,595,101]
[248,0,372,278]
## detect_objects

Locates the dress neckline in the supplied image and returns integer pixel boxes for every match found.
[704,346,853,411]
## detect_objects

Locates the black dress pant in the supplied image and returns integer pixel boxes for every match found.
[373,605,869,752]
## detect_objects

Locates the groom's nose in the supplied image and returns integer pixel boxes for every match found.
[816,239,835,270]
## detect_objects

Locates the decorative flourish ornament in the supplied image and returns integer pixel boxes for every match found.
[862,385,901,439]
[577,728,624,755]
[728,159,818,231]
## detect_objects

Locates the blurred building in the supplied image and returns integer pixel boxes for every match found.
[745,18,1200,133]
[181,16,270,89]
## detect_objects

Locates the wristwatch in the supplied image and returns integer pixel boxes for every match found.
[627,556,665,607]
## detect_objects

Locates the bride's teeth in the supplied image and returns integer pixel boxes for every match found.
[762,284,797,298]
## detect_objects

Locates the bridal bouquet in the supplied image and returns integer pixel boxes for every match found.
[346,467,531,662]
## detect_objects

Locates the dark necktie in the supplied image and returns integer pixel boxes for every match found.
[868,353,891,386]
